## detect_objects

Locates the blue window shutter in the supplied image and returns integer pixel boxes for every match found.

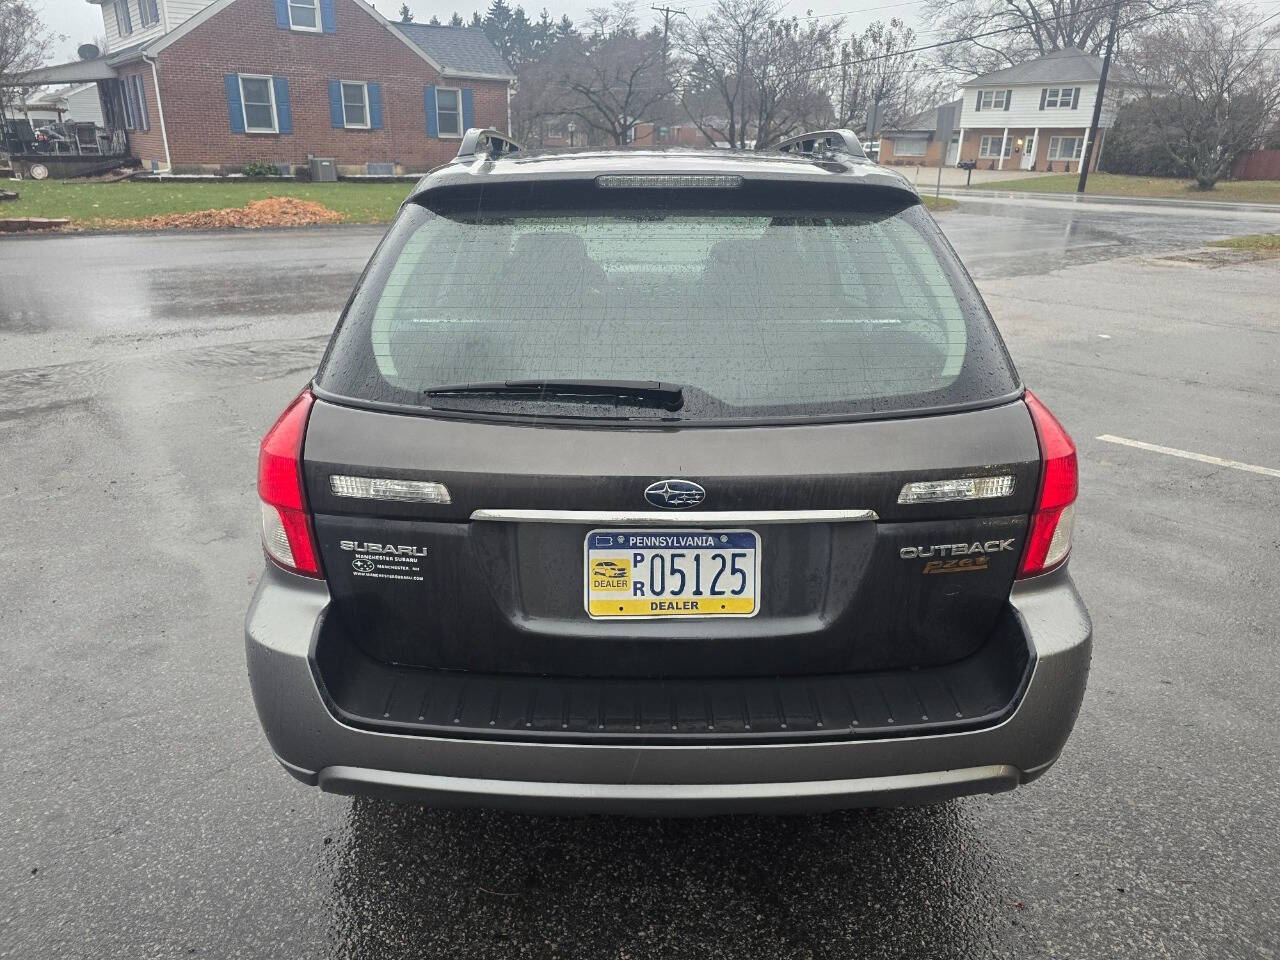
[320,0,336,32]
[273,0,288,28]
[329,79,344,128]
[461,88,474,132]
[225,74,245,133]
[424,86,438,137]
[368,83,383,129]
[274,76,292,133]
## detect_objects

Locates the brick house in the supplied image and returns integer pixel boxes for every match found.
[21,0,514,174]
[879,48,1126,174]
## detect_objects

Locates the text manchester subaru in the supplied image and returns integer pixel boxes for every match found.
[245,129,1091,814]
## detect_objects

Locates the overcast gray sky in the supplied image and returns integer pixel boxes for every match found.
[36,0,1277,66]
[37,0,936,62]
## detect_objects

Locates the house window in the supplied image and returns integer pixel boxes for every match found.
[435,87,461,137]
[978,89,1009,110]
[288,0,320,30]
[892,137,927,157]
[1042,87,1078,108]
[138,0,159,27]
[341,81,369,128]
[121,75,149,131]
[1048,136,1084,160]
[120,84,135,130]
[115,0,133,35]
[978,135,1013,158]
[239,75,278,133]
[132,75,149,130]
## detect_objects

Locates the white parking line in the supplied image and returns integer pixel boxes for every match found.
[1097,435,1280,479]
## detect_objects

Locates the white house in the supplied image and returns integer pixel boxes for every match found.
[880,47,1125,172]
[20,84,107,127]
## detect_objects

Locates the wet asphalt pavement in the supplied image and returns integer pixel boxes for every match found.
[2,196,1279,959]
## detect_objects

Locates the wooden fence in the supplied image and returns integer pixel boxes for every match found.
[1232,149,1280,180]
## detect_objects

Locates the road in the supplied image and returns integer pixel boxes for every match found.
[2,197,1279,960]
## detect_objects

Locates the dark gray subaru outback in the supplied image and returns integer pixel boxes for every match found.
[246,129,1090,815]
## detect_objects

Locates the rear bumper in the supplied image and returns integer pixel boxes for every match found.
[245,565,1091,815]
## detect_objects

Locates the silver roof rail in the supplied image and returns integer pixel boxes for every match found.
[453,128,521,162]
[774,129,867,162]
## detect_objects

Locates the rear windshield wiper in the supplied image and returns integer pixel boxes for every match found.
[424,379,685,411]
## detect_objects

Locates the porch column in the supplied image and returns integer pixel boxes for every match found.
[955,127,965,165]
[1077,126,1090,173]
[1029,126,1038,169]
[998,127,1009,170]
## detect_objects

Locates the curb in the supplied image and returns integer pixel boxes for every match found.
[939,188,1280,214]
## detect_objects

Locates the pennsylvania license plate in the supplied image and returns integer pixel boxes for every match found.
[584,529,761,619]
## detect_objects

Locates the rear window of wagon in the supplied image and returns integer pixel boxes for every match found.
[315,181,1020,423]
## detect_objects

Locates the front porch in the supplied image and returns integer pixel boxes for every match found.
[952,126,1103,174]
[2,61,136,179]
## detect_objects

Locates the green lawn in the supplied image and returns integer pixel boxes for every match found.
[0,179,411,226]
[2,177,962,229]
[1209,233,1280,252]
[981,172,1280,204]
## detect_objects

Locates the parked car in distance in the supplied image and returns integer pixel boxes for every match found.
[246,128,1090,815]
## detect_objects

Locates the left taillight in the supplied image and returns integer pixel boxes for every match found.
[1017,390,1078,579]
[258,388,323,578]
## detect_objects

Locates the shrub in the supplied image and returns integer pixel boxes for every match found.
[240,161,281,177]
[1099,102,1186,177]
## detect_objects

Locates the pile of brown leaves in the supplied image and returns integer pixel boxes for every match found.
[99,196,344,230]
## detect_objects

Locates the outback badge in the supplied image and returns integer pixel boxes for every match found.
[644,479,706,509]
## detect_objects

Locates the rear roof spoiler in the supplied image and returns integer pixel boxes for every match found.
[774,129,867,162]
[453,128,522,163]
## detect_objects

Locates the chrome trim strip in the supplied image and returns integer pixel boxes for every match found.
[317,764,1019,808]
[470,508,878,525]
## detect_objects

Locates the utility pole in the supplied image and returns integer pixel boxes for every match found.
[1077,0,1121,194]
[651,5,686,71]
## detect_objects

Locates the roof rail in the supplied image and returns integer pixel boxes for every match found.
[773,129,867,162]
[453,128,521,162]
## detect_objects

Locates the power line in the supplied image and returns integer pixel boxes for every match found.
[787,0,1153,77]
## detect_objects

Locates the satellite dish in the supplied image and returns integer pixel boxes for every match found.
[77,43,101,61]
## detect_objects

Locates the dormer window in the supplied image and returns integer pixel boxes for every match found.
[288,0,321,31]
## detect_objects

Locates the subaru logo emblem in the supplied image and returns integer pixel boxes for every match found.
[644,479,706,510]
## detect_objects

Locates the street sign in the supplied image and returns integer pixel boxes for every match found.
[935,101,957,153]
[866,101,882,138]
[933,101,959,197]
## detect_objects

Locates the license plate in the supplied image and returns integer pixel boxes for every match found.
[584,529,760,619]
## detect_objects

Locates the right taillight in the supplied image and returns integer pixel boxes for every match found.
[1018,390,1078,579]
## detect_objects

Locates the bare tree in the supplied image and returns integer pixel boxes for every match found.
[921,0,1210,76]
[1128,2,1280,188]
[675,0,781,148]
[748,15,843,146]
[824,19,952,134]
[516,2,670,146]
[0,0,56,118]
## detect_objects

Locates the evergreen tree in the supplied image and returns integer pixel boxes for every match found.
[555,13,576,40]
[450,11,464,25]
[396,2,413,22]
